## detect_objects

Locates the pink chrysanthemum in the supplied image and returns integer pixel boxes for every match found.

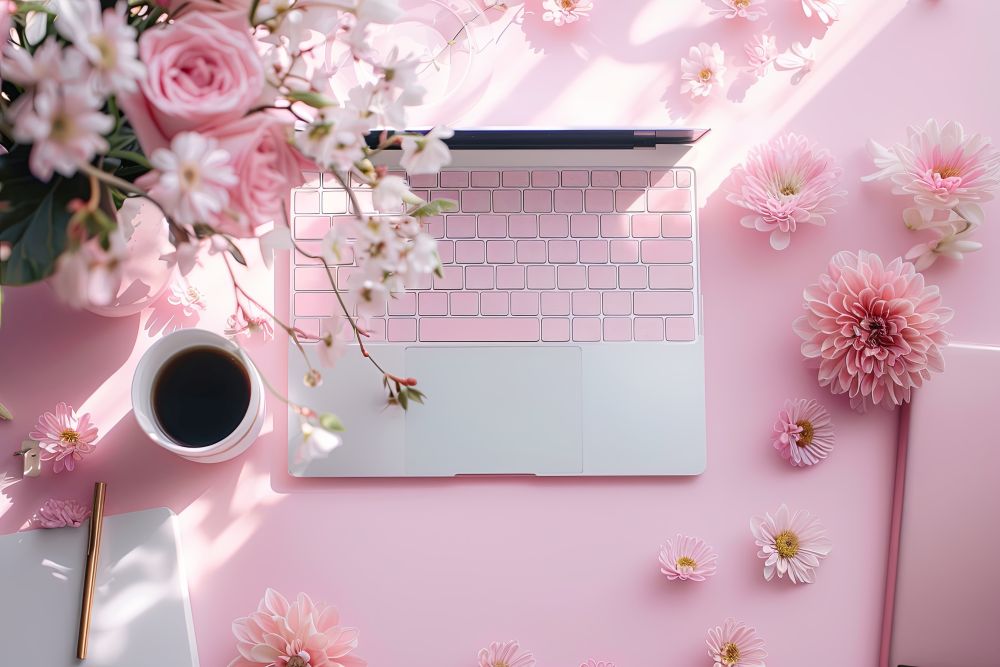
[794,250,952,412]
[744,33,777,79]
[541,0,593,26]
[750,504,831,584]
[34,498,91,528]
[28,402,99,473]
[658,534,718,582]
[580,661,615,667]
[229,589,365,667]
[772,398,834,467]
[706,618,767,667]
[705,0,767,21]
[801,0,845,24]
[728,133,844,250]
[680,42,726,98]
[478,641,535,667]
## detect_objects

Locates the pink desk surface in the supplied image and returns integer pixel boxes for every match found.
[2,2,999,665]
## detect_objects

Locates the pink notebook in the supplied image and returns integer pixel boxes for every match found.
[882,343,1000,667]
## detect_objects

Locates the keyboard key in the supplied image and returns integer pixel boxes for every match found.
[437,240,454,264]
[619,265,647,289]
[516,240,547,264]
[631,214,660,238]
[649,265,694,289]
[579,239,609,264]
[450,292,478,315]
[648,189,692,213]
[650,170,675,187]
[294,190,320,213]
[661,214,693,237]
[418,292,448,315]
[465,266,494,289]
[471,170,500,187]
[335,267,355,290]
[387,318,417,342]
[572,291,601,316]
[541,318,570,342]
[362,318,386,341]
[480,291,509,315]
[510,291,539,316]
[554,189,583,213]
[295,267,332,291]
[406,272,432,290]
[526,265,555,289]
[496,265,525,289]
[532,170,559,187]
[502,170,530,187]
[409,173,437,188]
[541,292,570,316]
[388,293,416,316]
[572,318,601,342]
[321,191,348,214]
[570,214,599,238]
[588,265,617,289]
[294,318,320,339]
[666,316,696,341]
[322,172,344,188]
[557,265,587,289]
[600,214,630,238]
[348,190,374,214]
[441,171,469,188]
[461,190,491,213]
[584,190,614,213]
[633,291,695,315]
[434,266,463,290]
[456,240,486,264]
[446,215,476,238]
[641,239,694,264]
[486,240,516,264]
[634,317,665,341]
[562,170,589,187]
[610,239,639,264]
[478,215,507,238]
[432,189,460,203]
[615,190,645,213]
[603,317,632,342]
[676,170,692,188]
[539,214,569,238]
[420,317,540,342]
[591,170,619,187]
[602,292,632,316]
[524,190,553,213]
[301,172,320,188]
[425,216,444,238]
[294,292,334,317]
[509,215,537,238]
[493,190,522,213]
[548,240,578,264]
[620,170,648,187]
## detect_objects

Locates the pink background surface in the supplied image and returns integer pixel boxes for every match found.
[2,1,999,665]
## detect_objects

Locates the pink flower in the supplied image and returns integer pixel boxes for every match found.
[772,399,834,467]
[317,317,351,368]
[774,40,815,84]
[478,641,535,667]
[904,218,982,271]
[706,618,767,667]
[658,534,718,582]
[680,42,726,98]
[229,589,366,667]
[34,498,91,528]
[801,0,845,24]
[119,13,264,154]
[728,133,844,250]
[793,251,952,412]
[705,0,767,21]
[225,302,275,340]
[54,0,145,95]
[744,33,777,79]
[51,228,129,308]
[0,2,12,48]
[750,504,831,584]
[28,402,99,473]
[541,0,593,26]
[580,661,615,667]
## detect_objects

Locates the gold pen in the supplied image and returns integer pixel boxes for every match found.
[77,481,106,660]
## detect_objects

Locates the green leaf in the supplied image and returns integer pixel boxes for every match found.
[409,198,458,218]
[226,238,248,267]
[397,389,409,410]
[318,413,345,432]
[0,402,11,421]
[287,90,335,108]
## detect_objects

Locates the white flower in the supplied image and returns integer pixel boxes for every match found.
[680,42,726,98]
[297,421,343,467]
[541,0,593,26]
[147,132,237,226]
[225,303,274,340]
[166,280,207,316]
[774,40,815,84]
[296,106,370,172]
[905,218,982,271]
[399,126,453,175]
[801,0,845,24]
[53,0,144,95]
[320,222,355,265]
[355,0,403,24]
[371,174,414,213]
[162,240,201,276]
[1,40,91,90]
[349,274,391,319]
[705,0,767,21]
[316,316,351,368]
[258,225,294,269]
[744,32,777,79]
[403,232,439,278]
[51,228,127,308]
[377,47,427,107]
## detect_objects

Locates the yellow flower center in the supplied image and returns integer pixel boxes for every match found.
[59,429,81,444]
[286,657,308,667]
[795,419,814,447]
[492,662,509,667]
[559,0,577,8]
[676,556,697,568]
[935,165,961,179]
[90,34,116,69]
[774,530,800,559]
[50,114,71,142]
[733,0,751,7]
[780,183,799,196]
[698,68,713,82]
[181,164,200,189]
[722,641,741,665]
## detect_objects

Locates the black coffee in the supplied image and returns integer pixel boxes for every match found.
[152,346,251,448]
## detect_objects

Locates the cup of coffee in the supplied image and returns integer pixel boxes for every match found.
[132,329,265,463]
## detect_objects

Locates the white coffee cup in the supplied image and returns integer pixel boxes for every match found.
[132,329,265,463]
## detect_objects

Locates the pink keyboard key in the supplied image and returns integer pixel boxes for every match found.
[649,265,694,289]
[387,318,417,342]
[619,265,647,289]
[420,317,540,342]
[407,272,432,290]
[666,316,696,341]
[647,189,692,213]
[524,190,553,213]
[570,214,599,238]
[294,190,320,213]
[480,292,509,315]
[441,171,469,187]
[650,170,675,187]
[478,215,507,238]
[541,318,570,342]
[450,292,478,315]
[493,190,522,213]
[634,317,665,341]
[602,291,632,316]
[465,266,494,289]
[517,240,547,264]
[661,214,693,237]
[554,189,583,213]
[676,170,692,188]
[294,292,334,317]
[620,170,648,187]
[610,239,639,263]
[436,240,454,264]
[486,240,516,264]
[541,292,570,316]
[641,239,694,264]
[633,291,694,315]
[418,292,447,315]
[631,214,660,238]
[455,240,485,264]
[295,267,332,291]
[539,214,569,238]
[471,170,500,187]
[562,170,589,187]
[335,267,355,290]
[615,190,645,213]
[557,265,587,289]
[572,318,601,342]
[588,265,617,289]
[461,190,491,213]
[548,240,578,264]
[600,214,630,238]
[497,265,525,289]
[387,293,416,316]
[363,318,386,342]
[532,170,559,187]
[584,190,614,213]
[603,317,632,341]
[301,172,320,188]
[510,292,539,315]
[526,265,555,289]
[294,318,320,339]
[434,266,463,290]
[432,189,459,203]
[348,190,374,214]
[321,191,347,214]
[409,173,437,188]
[446,215,476,238]
[572,291,601,316]
[579,239,608,264]
[502,170,530,187]
[591,170,619,187]
[509,215,538,238]
[423,216,444,239]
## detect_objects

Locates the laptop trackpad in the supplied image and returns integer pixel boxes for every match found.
[404,346,583,475]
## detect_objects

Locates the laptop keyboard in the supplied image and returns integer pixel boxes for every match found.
[291,168,697,344]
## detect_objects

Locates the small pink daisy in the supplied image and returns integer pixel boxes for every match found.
[658,534,718,582]
[541,0,593,26]
[772,399,834,467]
[28,402,99,473]
[706,618,767,667]
[744,33,777,79]
[580,661,615,667]
[680,42,726,98]
[705,0,767,21]
[34,498,91,528]
[750,504,831,584]
[478,641,535,667]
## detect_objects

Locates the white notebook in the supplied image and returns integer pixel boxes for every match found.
[0,507,199,666]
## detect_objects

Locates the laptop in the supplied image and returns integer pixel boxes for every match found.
[286,128,709,477]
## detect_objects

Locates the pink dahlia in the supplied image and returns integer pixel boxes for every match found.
[34,498,91,528]
[704,0,767,21]
[541,0,593,26]
[728,133,844,250]
[28,402,99,473]
[772,398,834,467]
[680,42,727,98]
[478,641,535,667]
[229,589,365,667]
[580,661,615,667]
[658,534,718,582]
[750,504,831,584]
[706,618,767,667]
[794,250,952,412]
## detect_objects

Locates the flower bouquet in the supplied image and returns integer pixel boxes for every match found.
[0,0,457,436]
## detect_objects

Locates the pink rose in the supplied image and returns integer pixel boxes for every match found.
[153,0,252,29]
[206,114,315,237]
[119,13,264,153]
